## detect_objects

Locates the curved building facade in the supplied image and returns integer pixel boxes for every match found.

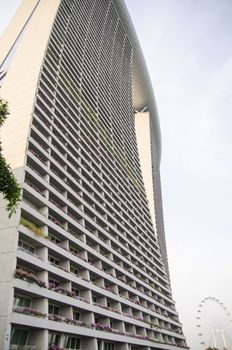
[0,1,187,349]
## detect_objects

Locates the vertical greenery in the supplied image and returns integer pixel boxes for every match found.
[0,98,21,217]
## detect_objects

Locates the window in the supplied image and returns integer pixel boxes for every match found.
[74,311,80,321]
[49,279,59,287]
[48,234,61,244]
[64,336,81,349]
[48,255,60,265]
[18,240,35,254]
[71,287,79,296]
[92,295,97,303]
[70,246,78,255]
[13,295,31,308]
[104,343,114,350]
[16,265,32,274]
[49,304,59,315]
[49,332,59,346]
[70,266,79,276]
[10,329,28,345]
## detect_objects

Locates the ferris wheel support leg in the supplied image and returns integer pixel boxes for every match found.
[221,330,227,349]
[212,330,217,348]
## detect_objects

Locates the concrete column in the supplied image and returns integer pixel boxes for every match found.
[81,311,94,325]
[82,337,98,350]
[31,297,46,314]
[113,320,125,332]
[61,259,70,272]
[81,289,92,304]
[61,305,72,319]
[113,301,122,313]
[115,342,129,350]
[61,239,69,250]
[96,277,105,289]
[126,324,136,334]
[36,270,48,285]
[97,296,107,307]
[28,329,48,350]
[37,246,48,263]
[144,314,151,323]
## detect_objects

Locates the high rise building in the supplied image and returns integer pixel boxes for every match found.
[0,1,187,349]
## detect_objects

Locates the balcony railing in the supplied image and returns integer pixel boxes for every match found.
[10,346,37,350]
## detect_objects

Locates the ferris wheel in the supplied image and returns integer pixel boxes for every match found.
[196,296,232,349]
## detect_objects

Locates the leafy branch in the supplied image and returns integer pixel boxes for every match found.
[0,98,21,217]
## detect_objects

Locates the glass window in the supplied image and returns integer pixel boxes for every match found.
[14,295,31,308]
[70,266,79,275]
[49,332,59,346]
[104,343,114,350]
[48,234,61,244]
[74,311,80,320]
[10,329,28,345]
[49,304,59,315]
[18,240,35,253]
[71,288,79,296]
[70,246,78,254]
[49,279,59,287]
[64,336,81,349]
[48,255,60,265]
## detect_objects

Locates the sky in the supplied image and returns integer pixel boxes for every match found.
[125,0,232,349]
[1,1,232,349]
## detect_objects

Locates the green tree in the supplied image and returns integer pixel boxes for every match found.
[0,98,21,217]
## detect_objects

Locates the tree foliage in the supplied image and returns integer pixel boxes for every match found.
[0,98,21,217]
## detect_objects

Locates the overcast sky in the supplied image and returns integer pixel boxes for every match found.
[125,0,232,349]
[1,1,232,349]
